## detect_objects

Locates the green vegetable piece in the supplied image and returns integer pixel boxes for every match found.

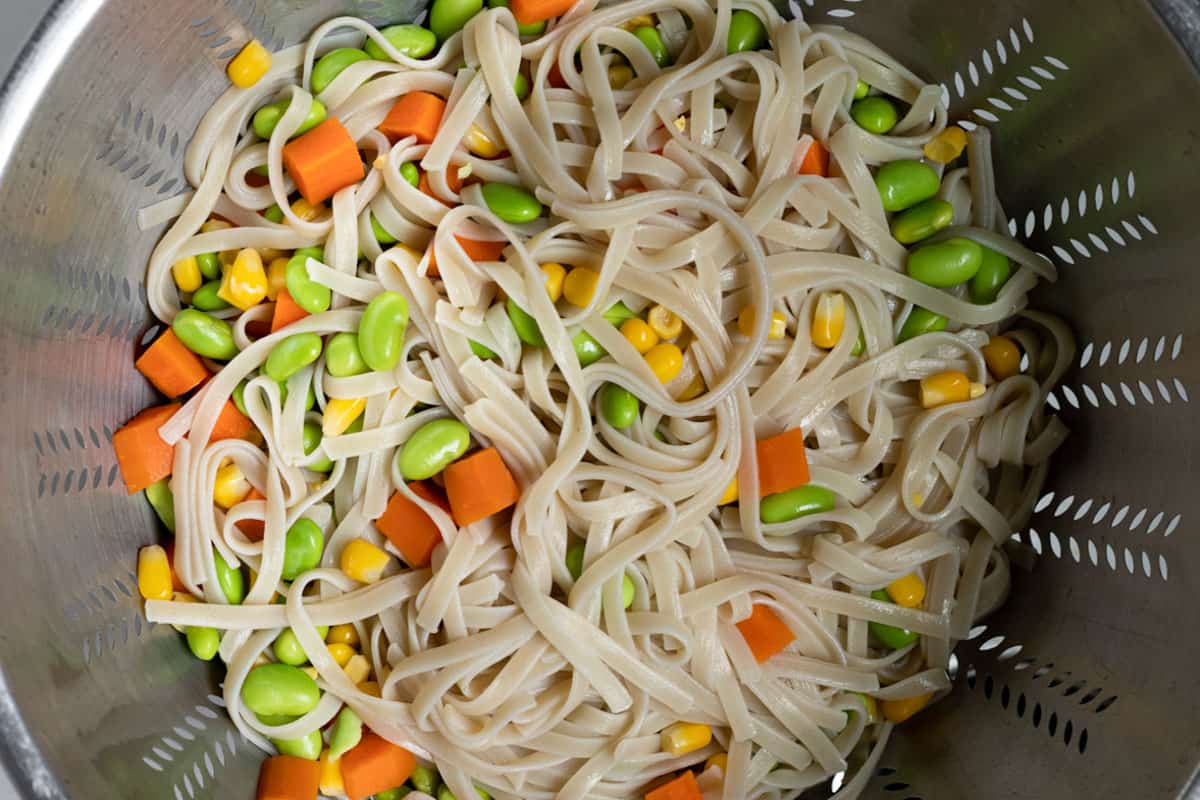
[285,253,332,314]
[727,9,767,54]
[469,339,498,359]
[242,663,321,717]
[851,330,865,357]
[599,383,639,429]
[907,237,984,288]
[191,280,230,311]
[264,333,324,383]
[897,307,948,342]
[572,330,606,366]
[196,252,221,280]
[173,308,237,360]
[359,291,410,371]
[411,765,440,794]
[273,728,323,760]
[430,0,485,41]
[621,573,635,608]
[329,706,364,760]
[603,301,637,326]
[263,204,284,224]
[633,25,671,67]
[372,214,398,245]
[400,161,421,187]
[365,25,439,61]
[186,626,220,661]
[214,549,245,604]
[312,48,371,94]
[145,479,175,532]
[276,377,318,412]
[282,518,325,581]
[480,182,543,223]
[251,164,270,177]
[868,589,920,649]
[253,98,327,140]
[854,79,870,99]
[760,485,836,523]
[890,198,954,245]
[302,422,333,473]
[437,784,490,800]
[326,332,369,377]
[969,247,1011,304]
[399,418,471,480]
[375,788,412,800]
[513,72,530,100]
[875,160,940,213]
[487,0,546,35]
[232,381,249,416]
[273,628,309,666]
[851,96,899,134]
[506,299,544,346]
[565,542,585,579]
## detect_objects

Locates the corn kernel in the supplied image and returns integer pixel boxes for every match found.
[982,335,1021,380]
[343,653,371,684]
[228,39,272,88]
[705,753,728,775]
[200,219,231,235]
[323,397,367,436]
[327,643,355,667]
[563,266,600,308]
[660,722,713,756]
[465,124,503,158]
[340,538,390,583]
[266,257,288,301]
[919,370,985,409]
[737,305,787,339]
[217,248,269,310]
[172,256,203,293]
[137,545,173,601]
[608,65,634,89]
[645,342,683,383]
[259,247,286,263]
[622,14,656,30]
[881,693,932,723]
[357,680,382,698]
[923,126,968,164]
[647,305,683,339]
[672,115,688,133]
[886,573,926,608]
[676,372,706,401]
[290,198,327,222]
[719,478,739,506]
[319,749,344,796]
[812,292,846,349]
[213,461,251,509]
[327,623,360,647]
[541,262,566,302]
[620,318,659,354]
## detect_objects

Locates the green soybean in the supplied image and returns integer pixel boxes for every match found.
[214,549,245,604]
[572,330,606,366]
[326,332,369,377]
[875,160,940,213]
[969,247,1011,304]
[285,253,332,313]
[854,79,870,100]
[196,252,221,280]
[907,237,983,288]
[621,573,635,608]
[173,309,237,360]
[282,518,325,581]
[399,419,471,480]
[851,96,899,134]
[273,728,323,760]
[599,383,639,429]
[253,98,327,140]
[264,333,323,383]
[329,706,363,760]
[507,299,544,346]
[191,281,230,311]
[633,25,671,67]
[302,423,333,473]
[411,765,440,794]
[469,339,498,360]
[145,479,175,532]
[487,0,546,35]
[276,378,318,412]
[897,307,948,342]
[400,161,420,187]
[242,663,321,716]
[438,784,490,800]
[375,789,412,800]
[851,330,865,357]
[372,214,397,245]
[273,629,308,666]
[359,292,410,371]
[513,72,530,101]
[727,9,767,53]
[312,48,371,94]
[603,301,638,326]
[890,198,954,244]
[868,589,919,649]
[263,204,284,224]
[760,485,836,523]
[565,542,585,579]
[232,381,249,416]
[480,182,543,223]
[186,626,220,661]
[365,24,439,60]
[430,0,484,41]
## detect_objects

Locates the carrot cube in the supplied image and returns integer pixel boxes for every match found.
[376,481,449,568]
[135,329,209,398]
[645,770,702,800]
[256,755,321,800]
[340,732,417,800]
[271,287,310,332]
[798,139,829,177]
[113,403,181,494]
[378,91,446,145]
[512,0,576,26]
[211,399,254,442]
[755,428,810,497]
[443,448,520,526]
[735,604,795,663]
[282,118,365,205]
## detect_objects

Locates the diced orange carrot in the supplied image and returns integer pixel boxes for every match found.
[755,428,810,497]
[376,481,449,567]
[735,603,794,663]
[237,487,266,542]
[548,60,566,88]
[378,91,446,144]
[165,540,188,592]
[798,139,829,177]
[645,770,702,800]
[211,399,254,442]
[444,448,520,526]
[512,0,575,24]
[135,329,209,399]
[417,167,463,206]
[257,754,321,800]
[113,403,181,494]
[282,118,365,205]
[427,236,506,274]
[340,732,417,800]
[272,287,310,332]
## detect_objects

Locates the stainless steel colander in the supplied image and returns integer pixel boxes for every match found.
[1,0,1198,797]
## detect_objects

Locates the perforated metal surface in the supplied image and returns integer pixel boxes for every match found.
[0,1,1198,798]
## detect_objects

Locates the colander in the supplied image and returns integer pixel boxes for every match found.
[1,0,1198,797]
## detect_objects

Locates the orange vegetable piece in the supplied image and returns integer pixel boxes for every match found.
[272,287,310,332]
[211,399,254,442]
[237,487,266,542]
[282,118,365,205]
[378,91,446,145]
[417,167,463,205]
[512,0,575,25]
[735,603,794,663]
[135,329,209,398]
[798,139,829,177]
[340,732,417,800]
[112,403,181,494]
[427,237,506,274]
[645,770,702,800]
[548,61,566,89]
[376,481,449,567]
[443,447,520,526]
[257,754,321,800]
[755,428,810,497]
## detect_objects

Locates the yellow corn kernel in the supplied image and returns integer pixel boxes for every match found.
[213,461,251,509]
[622,14,655,30]
[919,370,985,409]
[705,753,728,775]
[886,573,926,609]
[541,262,566,302]
[327,623,360,647]
[812,292,846,349]
[563,266,600,308]
[228,39,272,88]
[719,478,739,506]
[647,305,683,339]
[608,65,634,89]
[327,642,355,667]
[301,665,319,680]
[676,372,706,401]
[982,335,1021,380]
[200,219,231,235]
[343,653,371,685]
[137,545,173,601]
[357,680,382,698]
[970,382,987,399]
[266,257,289,301]
[645,342,684,383]
[620,318,659,354]
[881,693,932,723]
[923,126,968,164]
[217,248,269,310]
[465,124,502,158]
[340,538,390,584]
[737,305,787,339]
[323,397,367,436]
[660,722,713,756]
[319,749,344,796]
[290,198,327,222]
[672,115,688,133]
[259,247,286,263]
[172,256,203,293]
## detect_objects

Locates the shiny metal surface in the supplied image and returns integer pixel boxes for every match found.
[0,0,1197,798]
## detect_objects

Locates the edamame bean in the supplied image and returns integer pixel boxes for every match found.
[727,9,767,54]
[273,728,323,760]
[565,542,585,579]
[253,98,327,140]
[632,26,671,68]
[621,573,635,608]
[487,0,547,36]
[372,214,397,245]
[242,663,321,716]
[874,160,940,212]
[854,79,870,99]
[301,423,332,473]
[513,72,530,100]
[411,765,440,794]
[232,381,249,416]
[868,589,919,649]
[851,96,898,134]
[263,204,284,224]
[312,48,371,94]
[145,478,175,532]
[572,330,606,366]
[285,253,332,313]
[400,161,420,187]
[276,378,318,411]
[173,308,237,359]
[359,291,410,371]
[326,332,369,377]
[197,252,221,280]
[760,484,836,523]
[906,237,983,288]
[897,306,947,342]
[438,784,491,800]
[273,628,308,666]
[969,247,1011,304]
[214,549,245,604]
[191,280,230,311]
[507,299,544,346]
[375,789,411,800]
[264,333,323,382]
[890,198,954,245]
[481,183,543,223]
[399,418,471,480]
[603,301,638,326]
[430,0,484,41]
[282,518,325,581]
[364,24,438,61]
[186,626,220,661]
[599,383,639,429]
[329,707,363,760]
[469,339,498,359]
